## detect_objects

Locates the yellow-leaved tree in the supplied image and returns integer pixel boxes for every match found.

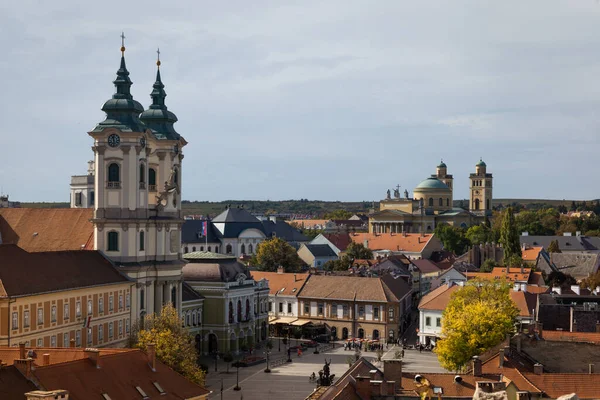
[131,304,205,386]
[434,279,519,372]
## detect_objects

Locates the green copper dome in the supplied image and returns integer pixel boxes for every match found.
[476,158,487,167]
[415,178,450,190]
[437,160,447,168]
[140,67,180,140]
[92,55,147,133]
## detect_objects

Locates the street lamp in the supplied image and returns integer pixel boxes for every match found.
[286,329,292,362]
[233,361,242,391]
[213,352,219,372]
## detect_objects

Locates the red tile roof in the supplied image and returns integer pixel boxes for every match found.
[524,373,600,399]
[0,365,38,398]
[509,291,537,318]
[481,354,541,393]
[542,330,600,345]
[299,275,411,303]
[399,373,502,398]
[0,347,135,367]
[418,283,459,311]
[350,233,436,253]
[250,271,309,296]
[522,246,543,262]
[323,233,352,252]
[0,208,94,252]
[33,349,210,400]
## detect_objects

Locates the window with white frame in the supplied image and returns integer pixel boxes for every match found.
[99,324,104,341]
[118,320,123,336]
[126,293,130,308]
[51,335,56,347]
[64,303,69,320]
[119,294,123,310]
[63,333,69,348]
[108,322,113,338]
[24,310,30,328]
[193,312,197,326]
[186,313,190,326]
[126,318,130,333]
[87,328,92,344]
[37,338,43,347]
[51,306,57,322]
[12,312,18,329]
[99,298,104,314]
[75,330,81,346]
[87,300,93,315]
[37,308,43,325]
[76,301,81,317]
[109,295,114,311]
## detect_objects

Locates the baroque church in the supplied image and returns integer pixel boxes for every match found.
[369,160,493,233]
[72,40,187,324]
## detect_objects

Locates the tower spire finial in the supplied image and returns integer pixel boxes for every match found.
[156,47,161,68]
[120,32,126,55]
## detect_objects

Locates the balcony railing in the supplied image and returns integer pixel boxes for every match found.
[107,181,121,189]
[139,182,146,189]
[148,184,157,192]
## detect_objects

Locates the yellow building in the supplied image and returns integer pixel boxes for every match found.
[0,245,132,349]
[370,160,492,233]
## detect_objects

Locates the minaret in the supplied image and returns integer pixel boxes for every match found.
[87,36,187,325]
[469,158,493,216]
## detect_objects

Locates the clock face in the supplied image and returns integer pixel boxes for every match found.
[139,137,146,148]
[107,134,121,148]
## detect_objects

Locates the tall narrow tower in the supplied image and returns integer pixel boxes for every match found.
[469,159,493,216]
[434,160,454,206]
[88,38,187,324]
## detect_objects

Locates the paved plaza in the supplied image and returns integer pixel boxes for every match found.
[201,341,445,400]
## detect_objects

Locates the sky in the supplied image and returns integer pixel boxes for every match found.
[1,0,599,202]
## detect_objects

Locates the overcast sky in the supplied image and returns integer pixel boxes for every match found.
[1,1,599,202]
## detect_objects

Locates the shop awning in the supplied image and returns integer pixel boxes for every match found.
[268,316,279,323]
[290,319,312,326]
[275,317,298,324]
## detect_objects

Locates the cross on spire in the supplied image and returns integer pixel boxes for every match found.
[156,47,161,67]
[120,32,126,54]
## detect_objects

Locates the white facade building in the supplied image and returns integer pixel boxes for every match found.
[70,161,95,208]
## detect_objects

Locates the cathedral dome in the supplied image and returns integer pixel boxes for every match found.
[437,160,447,168]
[415,178,450,190]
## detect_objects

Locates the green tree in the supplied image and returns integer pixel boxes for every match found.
[253,237,303,272]
[547,271,577,287]
[434,224,470,255]
[323,254,352,271]
[581,271,600,290]
[132,304,205,385]
[434,279,519,371]
[345,242,373,260]
[465,225,489,246]
[324,209,353,220]
[480,258,497,272]
[499,207,521,259]
[547,240,561,253]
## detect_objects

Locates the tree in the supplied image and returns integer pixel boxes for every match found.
[434,224,470,255]
[480,258,497,273]
[581,271,600,290]
[504,254,524,268]
[434,279,519,371]
[465,225,489,246]
[547,271,577,287]
[547,240,561,253]
[254,237,303,272]
[323,255,352,271]
[499,207,521,259]
[132,304,205,385]
[324,209,353,220]
[345,242,373,260]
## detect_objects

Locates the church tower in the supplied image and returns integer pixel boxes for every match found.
[88,38,187,324]
[469,158,493,216]
[434,160,454,206]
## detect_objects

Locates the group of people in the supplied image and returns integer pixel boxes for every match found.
[343,340,388,352]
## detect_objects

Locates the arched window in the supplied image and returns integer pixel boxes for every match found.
[108,163,120,187]
[149,168,157,191]
[428,198,433,207]
[226,244,232,254]
[139,163,145,187]
[248,244,253,254]
[229,301,234,323]
[107,231,119,251]
[475,198,480,210]
[373,329,380,340]
[192,246,196,252]
[207,246,211,252]
[192,311,197,326]
[241,244,246,254]
[215,246,219,253]
[140,289,145,310]
[237,300,242,322]
[185,313,190,326]
[139,231,145,251]
[438,198,443,206]
[184,246,189,253]
[446,198,450,207]
[245,299,250,319]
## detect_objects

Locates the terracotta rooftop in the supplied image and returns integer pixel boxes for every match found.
[523,372,600,399]
[522,246,543,262]
[350,233,435,253]
[0,245,129,297]
[322,233,352,251]
[299,274,411,303]
[399,372,502,398]
[542,330,600,345]
[0,346,135,367]
[467,267,539,284]
[33,349,210,400]
[509,291,537,318]
[412,259,442,274]
[251,271,309,296]
[0,208,94,252]
[418,283,459,311]
[0,365,38,399]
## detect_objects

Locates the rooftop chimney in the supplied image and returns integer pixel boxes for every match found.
[498,348,505,368]
[42,353,50,366]
[25,390,70,400]
[383,359,402,388]
[472,356,482,377]
[533,363,543,375]
[147,343,156,372]
[277,266,284,274]
[19,342,26,359]
[84,348,101,369]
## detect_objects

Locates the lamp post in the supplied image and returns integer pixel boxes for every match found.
[286,328,292,362]
[214,352,219,372]
[233,361,241,391]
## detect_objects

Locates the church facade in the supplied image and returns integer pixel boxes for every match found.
[370,160,493,233]
[82,42,187,324]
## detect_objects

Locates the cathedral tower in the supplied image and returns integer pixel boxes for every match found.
[88,38,187,324]
[469,158,493,216]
